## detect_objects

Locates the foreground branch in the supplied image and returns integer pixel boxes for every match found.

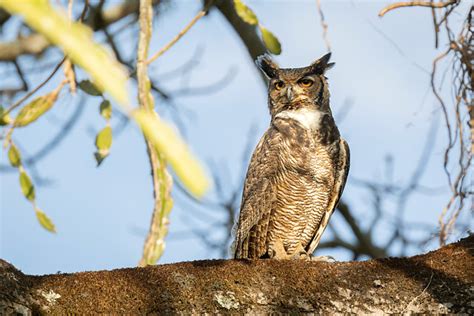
[137,0,173,266]
[0,235,472,314]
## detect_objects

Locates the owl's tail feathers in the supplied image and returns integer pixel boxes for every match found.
[230,218,242,259]
[229,239,238,259]
[232,230,252,259]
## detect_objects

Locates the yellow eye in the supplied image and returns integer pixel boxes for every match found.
[299,78,313,87]
[274,81,284,90]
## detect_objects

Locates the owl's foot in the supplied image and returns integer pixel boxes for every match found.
[310,255,336,263]
[290,243,311,260]
[268,241,312,260]
[268,239,290,259]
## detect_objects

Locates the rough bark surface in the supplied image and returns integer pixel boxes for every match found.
[0,236,473,314]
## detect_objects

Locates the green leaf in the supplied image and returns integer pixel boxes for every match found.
[8,144,21,168]
[78,80,102,96]
[260,25,282,55]
[35,209,56,233]
[0,1,129,105]
[0,106,12,125]
[95,126,112,151]
[233,0,258,25]
[19,170,35,201]
[94,126,112,166]
[13,91,58,127]
[132,109,210,198]
[99,100,112,120]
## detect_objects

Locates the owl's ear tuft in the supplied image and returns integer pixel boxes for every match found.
[256,54,279,79]
[308,52,335,75]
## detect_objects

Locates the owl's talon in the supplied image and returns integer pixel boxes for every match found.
[268,239,289,260]
[289,243,311,260]
[310,255,336,263]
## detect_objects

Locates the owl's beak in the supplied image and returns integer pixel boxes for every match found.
[286,86,294,102]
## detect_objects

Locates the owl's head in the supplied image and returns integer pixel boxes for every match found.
[256,53,334,117]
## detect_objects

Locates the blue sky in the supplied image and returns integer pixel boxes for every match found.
[1,1,472,275]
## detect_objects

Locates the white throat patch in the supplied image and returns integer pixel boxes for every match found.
[275,108,324,130]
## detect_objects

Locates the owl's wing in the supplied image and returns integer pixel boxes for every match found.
[306,138,350,255]
[233,129,279,259]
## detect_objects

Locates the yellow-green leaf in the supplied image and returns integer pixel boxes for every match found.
[0,106,12,125]
[13,91,58,127]
[19,170,35,201]
[0,1,129,105]
[99,100,112,120]
[260,26,282,55]
[132,109,210,197]
[234,0,258,25]
[8,144,21,168]
[94,126,112,166]
[35,209,56,233]
[95,126,112,151]
[78,80,102,96]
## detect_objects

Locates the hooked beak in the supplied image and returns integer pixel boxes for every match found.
[285,86,293,102]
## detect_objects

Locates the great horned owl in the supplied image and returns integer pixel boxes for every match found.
[233,53,350,260]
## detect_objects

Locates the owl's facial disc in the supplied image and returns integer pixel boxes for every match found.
[284,85,309,104]
[273,76,316,105]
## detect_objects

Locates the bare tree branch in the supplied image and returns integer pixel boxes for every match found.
[316,0,331,52]
[147,6,210,65]
[0,0,161,61]
[2,58,65,117]
[137,0,173,267]
[378,0,458,17]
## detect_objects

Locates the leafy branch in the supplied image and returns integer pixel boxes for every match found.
[0,1,210,245]
[233,0,281,55]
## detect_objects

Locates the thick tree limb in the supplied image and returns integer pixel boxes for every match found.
[0,235,472,314]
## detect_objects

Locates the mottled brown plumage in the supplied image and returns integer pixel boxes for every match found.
[233,53,350,260]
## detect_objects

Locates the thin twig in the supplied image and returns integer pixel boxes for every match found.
[366,19,430,75]
[379,0,457,17]
[316,0,331,52]
[403,272,434,312]
[0,95,86,173]
[146,10,207,65]
[430,3,440,48]
[12,60,28,92]
[2,58,65,117]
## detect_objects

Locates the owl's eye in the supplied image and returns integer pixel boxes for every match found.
[299,78,314,87]
[274,81,285,90]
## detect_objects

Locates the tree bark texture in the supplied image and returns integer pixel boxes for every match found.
[0,235,472,314]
